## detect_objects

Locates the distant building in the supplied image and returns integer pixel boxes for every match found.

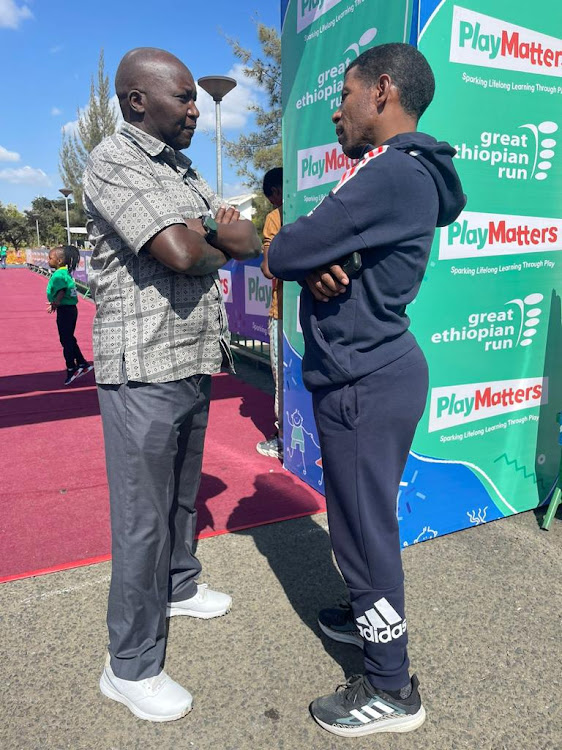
[224,192,256,221]
[69,226,90,248]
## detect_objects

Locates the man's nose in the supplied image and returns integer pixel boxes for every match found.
[332,109,341,124]
[189,102,200,120]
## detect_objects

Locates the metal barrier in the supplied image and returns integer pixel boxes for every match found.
[230,334,271,367]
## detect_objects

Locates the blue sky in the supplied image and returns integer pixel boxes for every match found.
[0,0,280,210]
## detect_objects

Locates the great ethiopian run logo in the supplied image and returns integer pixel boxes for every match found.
[431,293,544,353]
[450,6,562,77]
[295,26,377,112]
[429,377,547,432]
[454,121,558,182]
[439,211,561,260]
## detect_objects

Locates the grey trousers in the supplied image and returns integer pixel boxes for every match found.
[97,374,211,680]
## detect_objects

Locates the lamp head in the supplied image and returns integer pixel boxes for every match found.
[198,76,237,102]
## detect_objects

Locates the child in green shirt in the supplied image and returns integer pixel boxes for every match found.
[47,245,93,385]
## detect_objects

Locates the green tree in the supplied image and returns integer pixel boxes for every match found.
[0,203,32,250]
[59,49,118,216]
[223,24,282,231]
[25,196,79,246]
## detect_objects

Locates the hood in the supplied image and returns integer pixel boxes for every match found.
[375,132,467,227]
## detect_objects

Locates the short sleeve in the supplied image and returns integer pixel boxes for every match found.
[84,148,186,254]
[262,209,281,251]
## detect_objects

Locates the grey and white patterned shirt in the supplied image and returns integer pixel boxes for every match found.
[83,122,230,384]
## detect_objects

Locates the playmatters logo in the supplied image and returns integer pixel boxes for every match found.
[450,6,562,77]
[429,377,547,432]
[297,0,344,33]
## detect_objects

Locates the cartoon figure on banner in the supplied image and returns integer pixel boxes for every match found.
[402,526,438,548]
[413,526,438,543]
[286,408,321,476]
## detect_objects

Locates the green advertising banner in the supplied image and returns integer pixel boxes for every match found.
[282,0,412,352]
[281,0,562,545]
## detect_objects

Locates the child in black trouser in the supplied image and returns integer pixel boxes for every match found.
[56,304,87,370]
[46,245,93,386]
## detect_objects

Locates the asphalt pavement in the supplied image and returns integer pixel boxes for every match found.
[2,362,561,750]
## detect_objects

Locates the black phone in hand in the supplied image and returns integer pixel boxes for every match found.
[340,251,362,276]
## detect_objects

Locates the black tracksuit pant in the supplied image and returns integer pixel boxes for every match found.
[312,345,429,691]
[56,304,86,370]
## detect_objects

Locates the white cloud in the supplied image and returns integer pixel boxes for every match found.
[196,64,263,132]
[0,166,50,186]
[50,44,63,54]
[62,118,79,136]
[51,107,62,116]
[0,145,20,162]
[0,0,33,29]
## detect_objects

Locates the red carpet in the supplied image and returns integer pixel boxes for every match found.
[0,269,325,583]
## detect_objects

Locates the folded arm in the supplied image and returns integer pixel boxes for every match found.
[143,207,260,276]
[84,150,260,276]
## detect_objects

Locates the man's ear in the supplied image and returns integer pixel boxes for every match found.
[375,74,392,107]
[129,89,146,115]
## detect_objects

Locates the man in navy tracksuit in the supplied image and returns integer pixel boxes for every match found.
[268,43,465,737]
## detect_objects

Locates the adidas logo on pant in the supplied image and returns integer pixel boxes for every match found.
[356,598,407,644]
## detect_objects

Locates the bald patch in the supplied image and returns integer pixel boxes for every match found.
[115,47,192,113]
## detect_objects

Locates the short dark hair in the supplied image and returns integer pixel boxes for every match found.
[263,167,283,198]
[347,43,435,121]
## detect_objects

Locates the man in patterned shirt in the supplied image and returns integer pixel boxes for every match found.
[83,47,260,722]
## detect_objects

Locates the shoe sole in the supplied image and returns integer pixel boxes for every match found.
[166,603,232,619]
[318,619,364,649]
[256,448,282,458]
[99,672,192,722]
[74,366,93,381]
[312,706,426,737]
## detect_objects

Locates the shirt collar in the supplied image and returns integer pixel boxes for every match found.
[120,122,193,173]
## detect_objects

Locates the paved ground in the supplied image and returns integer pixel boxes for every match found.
[1,361,561,750]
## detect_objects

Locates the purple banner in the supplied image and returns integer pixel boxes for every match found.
[219,257,272,343]
[73,251,92,285]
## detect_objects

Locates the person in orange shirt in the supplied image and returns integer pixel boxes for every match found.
[257,167,283,459]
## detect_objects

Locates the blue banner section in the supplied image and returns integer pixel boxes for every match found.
[281,0,290,30]
[418,0,444,37]
[282,335,502,547]
[409,0,420,45]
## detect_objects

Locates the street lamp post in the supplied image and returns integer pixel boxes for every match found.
[197,76,237,198]
[59,188,72,245]
[30,214,40,246]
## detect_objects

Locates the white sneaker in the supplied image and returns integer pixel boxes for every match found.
[99,656,193,722]
[167,583,232,619]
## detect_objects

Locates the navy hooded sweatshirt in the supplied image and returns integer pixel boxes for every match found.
[268,132,466,392]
